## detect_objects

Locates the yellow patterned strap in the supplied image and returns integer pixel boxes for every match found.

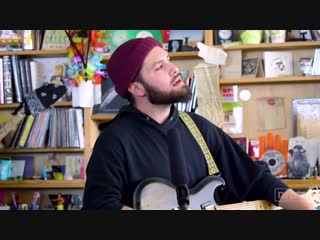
[179,111,220,175]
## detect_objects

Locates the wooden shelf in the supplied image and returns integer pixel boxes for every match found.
[91,114,116,122]
[0,148,84,154]
[282,179,320,189]
[0,179,85,189]
[101,51,200,63]
[0,49,68,57]
[0,101,72,109]
[220,76,320,86]
[216,41,320,51]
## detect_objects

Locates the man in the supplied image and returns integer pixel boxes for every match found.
[82,37,315,210]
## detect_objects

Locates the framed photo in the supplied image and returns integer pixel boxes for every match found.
[242,58,260,78]
[168,30,204,51]
[168,39,183,52]
[214,30,235,45]
[292,98,320,138]
[92,73,129,115]
[41,30,70,50]
[298,57,312,76]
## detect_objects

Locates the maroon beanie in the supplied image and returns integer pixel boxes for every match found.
[107,37,162,98]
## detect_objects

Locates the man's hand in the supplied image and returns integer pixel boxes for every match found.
[279,189,316,210]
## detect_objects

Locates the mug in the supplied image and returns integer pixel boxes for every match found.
[270,30,286,43]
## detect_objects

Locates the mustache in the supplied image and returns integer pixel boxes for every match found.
[171,73,182,84]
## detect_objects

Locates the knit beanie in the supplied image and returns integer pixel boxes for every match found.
[107,37,162,98]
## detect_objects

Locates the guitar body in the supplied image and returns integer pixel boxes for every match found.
[133,175,226,210]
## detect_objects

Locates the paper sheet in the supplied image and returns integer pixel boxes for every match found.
[197,42,227,65]
[193,63,224,128]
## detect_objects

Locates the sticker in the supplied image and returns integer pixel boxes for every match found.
[239,89,251,101]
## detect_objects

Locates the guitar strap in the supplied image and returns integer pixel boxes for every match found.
[179,111,220,175]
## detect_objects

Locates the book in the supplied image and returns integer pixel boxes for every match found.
[221,85,238,102]
[17,115,35,148]
[92,74,129,115]
[10,55,23,103]
[9,117,26,148]
[17,57,28,98]
[41,30,70,50]
[222,102,243,135]
[0,58,3,104]
[2,56,13,103]
[11,155,34,179]
[298,57,312,76]
[241,58,260,78]
[0,30,23,51]
[232,137,249,153]
[24,58,33,95]
[220,50,242,79]
[263,51,293,78]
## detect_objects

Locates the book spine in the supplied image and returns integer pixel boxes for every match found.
[24,58,33,95]
[2,55,13,104]
[0,58,4,104]
[17,115,35,148]
[18,58,28,98]
[10,55,23,103]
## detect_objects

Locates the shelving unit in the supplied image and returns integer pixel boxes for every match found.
[90,30,320,194]
[282,179,320,189]
[0,179,84,189]
[0,49,67,57]
[1,30,319,208]
[0,48,84,208]
[220,76,320,85]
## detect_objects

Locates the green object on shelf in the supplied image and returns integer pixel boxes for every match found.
[240,30,263,44]
[102,30,163,54]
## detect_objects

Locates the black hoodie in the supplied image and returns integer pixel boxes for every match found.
[82,104,289,210]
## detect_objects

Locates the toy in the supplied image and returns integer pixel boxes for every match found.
[29,192,40,210]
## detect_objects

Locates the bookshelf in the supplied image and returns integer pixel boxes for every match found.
[0,49,67,57]
[2,30,318,209]
[0,179,84,189]
[0,48,85,209]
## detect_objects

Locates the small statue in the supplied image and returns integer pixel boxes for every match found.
[288,145,310,179]
[11,192,21,210]
[51,193,65,210]
[29,192,40,210]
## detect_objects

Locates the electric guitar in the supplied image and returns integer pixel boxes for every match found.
[0,82,66,142]
[133,176,320,210]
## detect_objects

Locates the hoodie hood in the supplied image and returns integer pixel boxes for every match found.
[98,104,180,131]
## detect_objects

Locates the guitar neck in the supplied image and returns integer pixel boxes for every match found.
[0,110,25,142]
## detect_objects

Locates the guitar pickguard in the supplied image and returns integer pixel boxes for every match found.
[133,175,225,210]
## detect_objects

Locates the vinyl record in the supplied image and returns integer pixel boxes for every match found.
[261,150,285,176]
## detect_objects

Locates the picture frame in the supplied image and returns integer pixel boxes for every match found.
[242,58,260,78]
[168,30,204,51]
[292,98,320,138]
[92,73,129,115]
[214,30,235,45]
[168,39,183,52]
[41,30,70,50]
[298,57,312,76]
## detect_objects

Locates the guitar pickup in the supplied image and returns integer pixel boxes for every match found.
[200,201,213,210]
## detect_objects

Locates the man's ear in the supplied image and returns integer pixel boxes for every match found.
[128,82,146,97]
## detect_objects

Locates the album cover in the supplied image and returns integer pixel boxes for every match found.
[263,51,293,78]
[92,74,129,115]
[242,58,260,78]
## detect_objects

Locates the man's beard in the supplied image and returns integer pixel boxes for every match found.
[140,79,192,105]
